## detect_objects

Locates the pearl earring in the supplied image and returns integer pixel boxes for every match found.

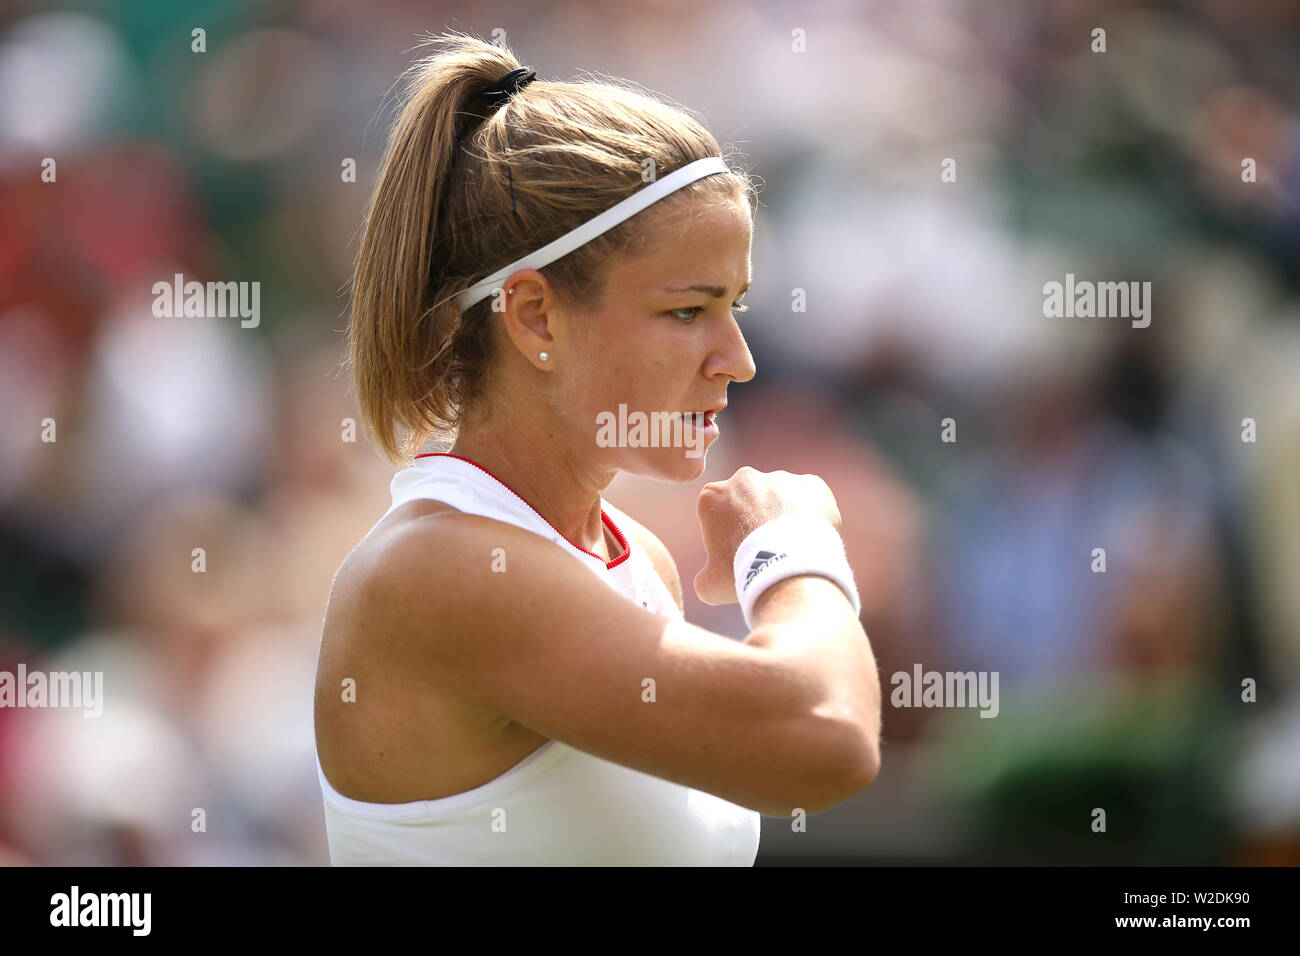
[539,351,549,362]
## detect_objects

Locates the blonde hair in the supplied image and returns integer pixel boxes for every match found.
[346,32,756,465]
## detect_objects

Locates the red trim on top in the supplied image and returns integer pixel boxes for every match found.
[414,452,632,569]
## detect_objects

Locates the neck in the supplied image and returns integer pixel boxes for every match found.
[448,410,617,560]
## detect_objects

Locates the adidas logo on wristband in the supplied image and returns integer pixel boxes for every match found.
[733,515,862,630]
[744,550,788,590]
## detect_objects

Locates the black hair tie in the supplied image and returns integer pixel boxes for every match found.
[480,67,537,112]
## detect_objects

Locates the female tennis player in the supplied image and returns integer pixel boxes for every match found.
[313,33,882,865]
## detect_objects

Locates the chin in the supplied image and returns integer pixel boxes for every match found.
[619,445,713,482]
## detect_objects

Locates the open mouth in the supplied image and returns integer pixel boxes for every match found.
[679,411,716,427]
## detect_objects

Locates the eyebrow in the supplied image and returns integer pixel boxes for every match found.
[661,280,752,297]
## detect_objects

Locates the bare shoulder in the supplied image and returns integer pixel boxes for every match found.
[602,499,685,614]
[321,496,872,814]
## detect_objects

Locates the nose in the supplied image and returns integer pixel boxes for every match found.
[706,311,757,384]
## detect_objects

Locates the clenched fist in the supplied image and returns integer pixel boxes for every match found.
[693,466,843,605]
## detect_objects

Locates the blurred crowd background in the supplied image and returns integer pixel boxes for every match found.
[2,0,1298,865]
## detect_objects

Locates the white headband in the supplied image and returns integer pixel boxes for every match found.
[453,156,731,312]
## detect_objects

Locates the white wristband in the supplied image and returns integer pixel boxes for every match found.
[732,514,861,630]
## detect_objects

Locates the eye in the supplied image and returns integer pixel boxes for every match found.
[668,301,749,323]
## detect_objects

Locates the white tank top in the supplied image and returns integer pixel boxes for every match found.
[315,452,761,865]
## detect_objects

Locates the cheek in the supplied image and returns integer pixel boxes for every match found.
[603,349,675,402]
[550,353,624,429]
[560,315,684,413]
[579,318,648,375]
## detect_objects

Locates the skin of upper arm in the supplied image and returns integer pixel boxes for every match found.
[602,500,684,614]
[363,512,868,815]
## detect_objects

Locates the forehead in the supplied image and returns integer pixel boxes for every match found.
[614,196,752,289]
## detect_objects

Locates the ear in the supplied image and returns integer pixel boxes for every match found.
[499,268,558,369]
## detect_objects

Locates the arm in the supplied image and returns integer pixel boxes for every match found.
[746,575,881,791]
[365,511,876,816]
[608,500,879,794]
